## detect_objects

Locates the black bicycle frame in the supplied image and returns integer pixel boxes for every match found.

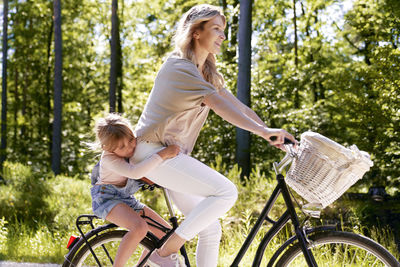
[75,215,110,266]
[135,215,191,267]
[231,173,318,267]
[73,213,188,267]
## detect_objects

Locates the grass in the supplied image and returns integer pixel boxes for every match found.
[0,159,399,265]
[0,222,67,263]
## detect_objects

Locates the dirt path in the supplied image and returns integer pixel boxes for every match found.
[0,262,60,267]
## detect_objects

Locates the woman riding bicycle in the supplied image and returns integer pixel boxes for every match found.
[133,4,296,267]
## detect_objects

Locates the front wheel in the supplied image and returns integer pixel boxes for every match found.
[67,230,155,267]
[276,231,399,267]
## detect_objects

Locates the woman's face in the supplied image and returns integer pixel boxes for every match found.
[195,15,226,55]
[112,136,137,158]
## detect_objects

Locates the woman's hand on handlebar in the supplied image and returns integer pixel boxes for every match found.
[261,128,297,150]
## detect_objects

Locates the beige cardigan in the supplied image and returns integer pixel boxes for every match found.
[135,54,219,154]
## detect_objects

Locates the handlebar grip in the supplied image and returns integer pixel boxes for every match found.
[284,138,295,145]
[269,136,295,145]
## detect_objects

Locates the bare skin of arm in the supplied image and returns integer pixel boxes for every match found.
[203,90,296,149]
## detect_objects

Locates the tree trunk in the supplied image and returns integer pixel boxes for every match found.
[22,74,27,142]
[1,0,9,173]
[293,0,298,67]
[117,0,123,113]
[109,0,119,113]
[46,19,54,161]
[293,0,300,108]
[236,0,252,180]
[52,0,63,174]
[13,70,18,146]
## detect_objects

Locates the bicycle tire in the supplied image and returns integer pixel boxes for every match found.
[68,229,155,267]
[275,231,399,267]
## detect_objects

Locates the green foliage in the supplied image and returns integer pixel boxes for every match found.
[0,223,66,263]
[0,160,398,264]
[0,162,54,229]
[45,174,92,232]
[0,218,7,254]
[1,0,400,192]
[0,161,91,262]
[334,196,400,259]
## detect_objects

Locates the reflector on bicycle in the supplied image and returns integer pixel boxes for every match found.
[66,235,79,249]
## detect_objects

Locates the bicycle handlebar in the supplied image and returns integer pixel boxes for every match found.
[269,136,295,145]
[271,137,297,174]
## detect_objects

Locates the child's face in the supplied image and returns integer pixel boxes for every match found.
[113,136,137,158]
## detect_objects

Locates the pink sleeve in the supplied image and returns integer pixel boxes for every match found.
[102,153,163,179]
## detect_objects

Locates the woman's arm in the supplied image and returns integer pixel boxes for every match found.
[218,88,267,127]
[203,91,295,148]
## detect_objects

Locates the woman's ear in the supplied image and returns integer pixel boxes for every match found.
[193,31,200,40]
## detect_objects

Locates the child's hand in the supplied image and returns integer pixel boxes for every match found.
[157,145,180,160]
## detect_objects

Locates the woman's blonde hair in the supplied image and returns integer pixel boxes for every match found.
[174,4,226,90]
[93,113,135,152]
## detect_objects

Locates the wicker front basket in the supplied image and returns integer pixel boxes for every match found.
[286,132,373,208]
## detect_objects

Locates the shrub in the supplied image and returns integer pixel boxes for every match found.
[45,174,92,232]
[0,217,7,253]
[0,162,54,229]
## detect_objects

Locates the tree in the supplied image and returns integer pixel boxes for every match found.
[292,0,300,108]
[1,0,398,190]
[109,0,119,113]
[326,0,400,189]
[236,0,252,179]
[1,0,9,174]
[52,0,63,174]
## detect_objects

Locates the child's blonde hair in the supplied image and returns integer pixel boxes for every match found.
[94,113,135,152]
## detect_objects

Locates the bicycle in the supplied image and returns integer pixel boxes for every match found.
[63,134,400,267]
[62,183,189,267]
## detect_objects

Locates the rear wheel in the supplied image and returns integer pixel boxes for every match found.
[70,230,155,267]
[276,231,399,267]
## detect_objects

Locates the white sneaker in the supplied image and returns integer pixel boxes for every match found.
[146,250,186,267]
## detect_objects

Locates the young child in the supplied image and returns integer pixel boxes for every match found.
[90,113,180,267]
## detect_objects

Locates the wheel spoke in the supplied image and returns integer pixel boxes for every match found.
[102,242,115,266]
[67,230,154,267]
[350,248,357,265]
[273,231,399,267]
[342,243,348,267]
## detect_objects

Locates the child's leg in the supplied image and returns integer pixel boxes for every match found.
[135,207,172,265]
[140,206,171,239]
[106,203,149,267]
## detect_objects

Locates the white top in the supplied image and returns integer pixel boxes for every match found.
[96,151,163,186]
[135,54,219,154]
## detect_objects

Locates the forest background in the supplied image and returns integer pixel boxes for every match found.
[0,0,399,264]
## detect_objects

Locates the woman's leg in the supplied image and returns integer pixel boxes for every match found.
[170,191,222,267]
[133,147,237,258]
[106,203,149,267]
[143,154,237,240]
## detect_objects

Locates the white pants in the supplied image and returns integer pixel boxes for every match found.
[132,142,238,266]
[170,191,222,267]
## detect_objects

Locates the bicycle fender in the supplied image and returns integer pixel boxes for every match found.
[62,223,118,267]
[62,224,160,267]
[267,225,336,267]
